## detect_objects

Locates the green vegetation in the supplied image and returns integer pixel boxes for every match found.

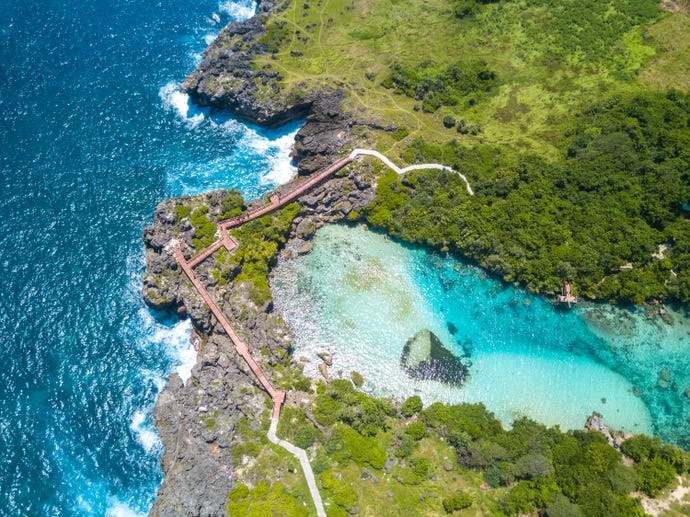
[228,0,690,303]
[220,189,245,219]
[227,479,308,515]
[366,91,690,303]
[190,206,217,249]
[174,204,191,221]
[228,202,301,305]
[382,60,497,113]
[350,370,364,387]
[442,492,473,513]
[229,375,688,516]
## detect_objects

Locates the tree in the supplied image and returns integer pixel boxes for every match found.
[402,395,423,417]
[636,457,676,497]
[405,421,427,440]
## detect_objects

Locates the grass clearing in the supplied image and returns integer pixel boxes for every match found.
[249,0,678,161]
[639,13,690,91]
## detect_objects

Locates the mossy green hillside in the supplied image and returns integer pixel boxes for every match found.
[249,0,688,158]
[241,0,690,303]
[226,374,690,516]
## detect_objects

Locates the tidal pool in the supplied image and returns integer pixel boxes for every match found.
[272,224,690,445]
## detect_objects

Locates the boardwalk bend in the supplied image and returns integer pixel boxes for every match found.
[174,149,474,517]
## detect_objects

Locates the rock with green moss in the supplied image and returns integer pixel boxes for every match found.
[400,329,467,386]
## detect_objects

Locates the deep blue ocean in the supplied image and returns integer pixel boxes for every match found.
[0,0,295,514]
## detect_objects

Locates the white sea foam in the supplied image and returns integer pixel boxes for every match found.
[218,0,256,21]
[145,314,195,384]
[105,497,146,517]
[243,125,300,186]
[130,411,160,453]
[204,33,217,46]
[166,318,195,383]
[158,81,206,127]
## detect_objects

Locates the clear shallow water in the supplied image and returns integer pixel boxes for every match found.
[0,0,295,515]
[273,225,690,445]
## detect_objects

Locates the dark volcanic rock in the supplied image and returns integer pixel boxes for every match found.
[291,91,351,175]
[400,329,467,385]
[180,2,353,175]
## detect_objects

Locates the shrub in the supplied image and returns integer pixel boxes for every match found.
[220,189,245,219]
[294,377,311,392]
[350,371,364,387]
[405,421,427,441]
[411,457,430,479]
[401,395,423,417]
[621,434,661,462]
[442,492,473,513]
[294,424,317,449]
[395,435,415,458]
[174,204,191,221]
[636,456,676,497]
[443,115,456,128]
[321,470,358,512]
[339,426,386,469]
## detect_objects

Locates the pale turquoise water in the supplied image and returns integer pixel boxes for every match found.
[272,224,690,445]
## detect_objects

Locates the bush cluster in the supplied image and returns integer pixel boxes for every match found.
[229,202,301,305]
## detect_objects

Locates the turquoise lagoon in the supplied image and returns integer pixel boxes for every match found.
[272,224,690,446]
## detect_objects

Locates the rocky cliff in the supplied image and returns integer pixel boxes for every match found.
[143,0,395,511]
[143,164,376,515]
[180,0,359,175]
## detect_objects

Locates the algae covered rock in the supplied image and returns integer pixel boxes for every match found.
[400,329,467,386]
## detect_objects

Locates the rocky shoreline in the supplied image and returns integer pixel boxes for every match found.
[143,158,377,514]
[180,0,363,176]
[141,1,388,512]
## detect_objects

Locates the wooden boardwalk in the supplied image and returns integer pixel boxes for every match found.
[173,154,355,517]
[175,154,353,419]
[172,148,472,517]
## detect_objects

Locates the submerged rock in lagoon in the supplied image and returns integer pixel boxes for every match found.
[400,329,467,386]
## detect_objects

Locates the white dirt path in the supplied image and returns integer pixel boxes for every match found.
[349,148,474,195]
[268,418,327,517]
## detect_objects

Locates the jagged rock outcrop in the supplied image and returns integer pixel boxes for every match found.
[400,329,468,386]
[143,159,377,515]
[179,2,363,175]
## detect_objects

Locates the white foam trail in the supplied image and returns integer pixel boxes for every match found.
[106,497,146,517]
[218,0,257,21]
[130,411,160,453]
[150,317,195,384]
[158,81,206,127]
[263,132,298,185]
[204,33,217,45]
[242,126,299,186]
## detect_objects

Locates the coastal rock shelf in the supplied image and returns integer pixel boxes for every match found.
[273,224,690,446]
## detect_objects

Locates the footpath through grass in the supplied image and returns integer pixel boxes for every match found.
[254,0,687,158]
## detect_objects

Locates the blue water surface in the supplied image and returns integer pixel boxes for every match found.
[0,0,294,514]
[273,225,690,447]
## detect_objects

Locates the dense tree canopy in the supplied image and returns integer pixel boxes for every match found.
[365,91,690,303]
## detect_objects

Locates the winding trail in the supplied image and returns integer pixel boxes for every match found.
[350,148,474,195]
[173,148,472,517]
